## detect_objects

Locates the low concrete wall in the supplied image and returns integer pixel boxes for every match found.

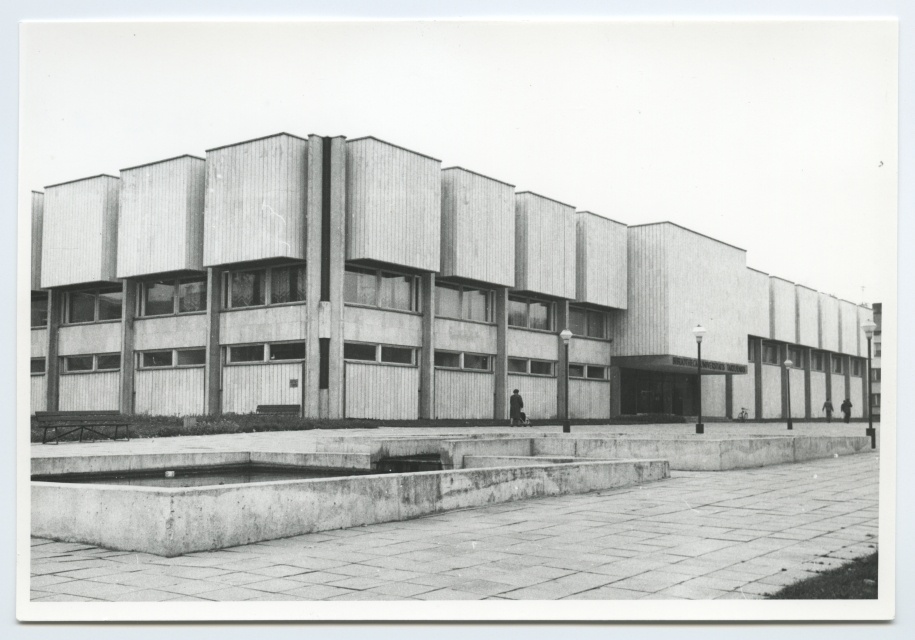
[463,455,576,468]
[32,459,668,557]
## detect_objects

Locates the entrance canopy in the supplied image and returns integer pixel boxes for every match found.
[613,355,747,376]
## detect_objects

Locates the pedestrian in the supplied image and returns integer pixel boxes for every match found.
[510,389,524,427]
[841,398,853,424]
[822,400,834,422]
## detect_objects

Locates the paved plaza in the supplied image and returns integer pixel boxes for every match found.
[30,422,880,602]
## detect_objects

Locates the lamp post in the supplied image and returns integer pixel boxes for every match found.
[784,359,794,430]
[862,318,877,449]
[560,328,573,434]
[692,325,707,434]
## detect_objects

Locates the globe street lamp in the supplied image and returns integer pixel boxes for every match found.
[560,328,573,434]
[862,318,877,449]
[784,359,794,430]
[692,325,707,435]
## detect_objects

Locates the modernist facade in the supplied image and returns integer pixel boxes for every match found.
[29,133,873,422]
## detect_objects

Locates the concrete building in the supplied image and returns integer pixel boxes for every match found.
[29,132,874,422]
[870,302,882,420]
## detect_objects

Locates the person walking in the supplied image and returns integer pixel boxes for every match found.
[822,399,834,423]
[510,389,524,427]
[841,398,853,424]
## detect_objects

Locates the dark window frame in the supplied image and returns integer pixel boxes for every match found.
[30,357,46,375]
[344,266,420,313]
[61,352,122,374]
[63,286,124,325]
[222,263,307,310]
[139,275,208,317]
[342,341,417,367]
[568,306,608,340]
[31,291,49,328]
[507,296,556,332]
[569,363,608,380]
[138,347,207,369]
[434,282,494,323]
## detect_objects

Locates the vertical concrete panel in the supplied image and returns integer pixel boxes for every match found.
[31,329,48,357]
[507,374,557,420]
[769,277,797,343]
[440,168,515,287]
[31,376,47,414]
[575,213,627,309]
[204,267,221,415]
[434,370,493,419]
[222,363,303,414]
[810,372,828,418]
[838,300,859,355]
[419,273,435,419]
[494,288,508,420]
[796,286,820,348]
[345,137,441,271]
[700,375,727,417]
[819,293,840,352]
[514,192,577,298]
[203,134,308,266]
[788,367,805,418]
[327,137,348,419]
[31,192,44,290]
[743,269,771,339]
[731,371,755,418]
[344,363,419,419]
[831,373,846,406]
[303,135,324,419]
[133,315,208,351]
[58,323,122,356]
[761,365,782,418]
[41,176,120,287]
[569,380,611,419]
[120,280,138,414]
[117,155,206,277]
[135,368,205,416]
[610,224,668,355]
[849,377,864,418]
[59,372,120,411]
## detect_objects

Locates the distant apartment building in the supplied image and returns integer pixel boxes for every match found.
[871,302,882,419]
[29,132,875,422]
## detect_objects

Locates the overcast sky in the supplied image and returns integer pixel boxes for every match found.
[19,20,897,306]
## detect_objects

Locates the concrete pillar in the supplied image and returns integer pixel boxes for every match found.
[493,287,508,420]
[753,337,763,420]
[843,354,851,408]
[419,272,435,419]
[725,374,733,419]
[779,344,789,419]
[119,279,138,414]
[204,267,222,415]
[609,365,622,418]
[803,347,812,420]
[303,134,325,419]
[824,352,833,405]
[326,136,347,419]
[45,289,63,412]
[556,300,570,421]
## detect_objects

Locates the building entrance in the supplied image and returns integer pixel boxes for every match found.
[620,368,697,416]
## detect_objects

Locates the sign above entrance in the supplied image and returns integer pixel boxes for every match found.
[613,355,748,375]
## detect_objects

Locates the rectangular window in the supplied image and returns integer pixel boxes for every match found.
[508,298,528,328]
[96,354,121,371]
[68,291,96,324]
[587,366,607,380]
[529,360,554,376]
[229,270,266,308]
[787,346,803,368]
[31,292,48,328]
[811,351,825,372]
[568,364,585,378]
[177,278,207,313]
[144,280,176,316]
[832,357,844,374]
[762,342,779,365]
[343,268,378,307]
[568,307,607,339]
[569,308,587,337]
[872,393,880,407]
[64,355,93,372]
[269,342,306,361]
[435,284,462,319]
[748,340,758,363]
[229,345,265,363]
[587,313,606,339]
[872,369,881,383]
[851,359,862,377]
[30,357,46,374]
[143,350,174,368]
[271,265,307,304]
[177,349,206,366]
[434,351,461,368]
[507,358,527,374]
[380,346,414,365]
[344,342,377,362]
[379,273,415,311]
[528,301,552,331]
[875,346,882,358]
[97,289,123,321]
[463,354,491,371]
[462,288,490,323]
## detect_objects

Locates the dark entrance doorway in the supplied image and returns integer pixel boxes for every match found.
[620,368,698,416]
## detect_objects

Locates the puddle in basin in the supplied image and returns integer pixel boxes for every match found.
[31,464,381,488]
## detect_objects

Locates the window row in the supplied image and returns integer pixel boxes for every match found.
[227,342,305,364]
[344,267,419,312]
[568,364,608,380]
[65,287,124,324]
[508,296,554,331]
[343,342,416,366]
[433,350,492,372]
[223,265,306,309]
[140,348,207,368]
[62,353,121,373]
[568,307,608,339]
[435,283,493,323]
[752,341,865,377]
[508,357,555,377]
[142,276,207,316]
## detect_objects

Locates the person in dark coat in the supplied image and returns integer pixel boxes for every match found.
[822,400,834,423]
[510,389,524,427]
[841,398,853,423]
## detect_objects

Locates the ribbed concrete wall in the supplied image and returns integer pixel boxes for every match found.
[575,213,627,309]
[761,365,782,418]
[59,323,122,356]
[811,372,828,417]
[222,363,303,414]
[220,306,306,346]
[345,363,419,419]
[135,368,205,416]
[839,300,859,356]
[796,286,820,348]
[700,375,727,418]
[507,374,557,420]
[770,277,797,343]
[831,373,847,406]
[31,329,47,357]
[819,294,840,352]
[744,268,771,338]
[570,380,610,419]
[789,367,805,418]
[850,377,864,418]
[134,315,208,351]
[31,192,43,290]
[434,370,493,419]
[59,372,119,411]
[31,376,47,414]
[514,192,577,298]
[732,371,755,418]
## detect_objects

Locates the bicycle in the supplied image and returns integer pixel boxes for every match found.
[737,407,749,422]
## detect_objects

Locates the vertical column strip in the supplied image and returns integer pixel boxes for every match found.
[119,279,137,414]
[45,290,62,412]
[204,267,222,415]
[419,273,435,419]
[493,288,508,420]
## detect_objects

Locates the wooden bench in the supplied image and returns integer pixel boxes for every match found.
[35,411,130,445]
[256,405,301,416]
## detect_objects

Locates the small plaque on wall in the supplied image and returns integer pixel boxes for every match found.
[290,379,298,388]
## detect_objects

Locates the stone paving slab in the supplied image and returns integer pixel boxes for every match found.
[31,451,879,602]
